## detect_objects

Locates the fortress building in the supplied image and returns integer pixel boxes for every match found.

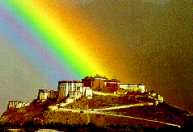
[37,75,147,102]
[7,75,165,112]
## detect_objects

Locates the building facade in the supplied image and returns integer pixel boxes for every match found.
[82,75,107,91]
[120,84,146,93]
[38,89,49,101]
[48,90,58,99]
[104,79,120,92]
[82,76,94,87]
[58,80,83,99]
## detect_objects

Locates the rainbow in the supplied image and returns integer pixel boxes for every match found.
[0,1,111,83]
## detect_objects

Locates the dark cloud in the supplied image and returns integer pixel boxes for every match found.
[77,0,193,111]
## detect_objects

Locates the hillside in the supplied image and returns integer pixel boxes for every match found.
[1,93,192,130]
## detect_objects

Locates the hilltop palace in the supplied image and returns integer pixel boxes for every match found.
[7,75,163,110]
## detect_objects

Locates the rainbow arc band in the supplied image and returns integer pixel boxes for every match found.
[3,0,109,79]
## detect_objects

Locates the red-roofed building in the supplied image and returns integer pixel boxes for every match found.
[104,79,120,92]
[82,76,94,87]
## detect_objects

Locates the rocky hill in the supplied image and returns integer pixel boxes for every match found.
[1,92,193,131]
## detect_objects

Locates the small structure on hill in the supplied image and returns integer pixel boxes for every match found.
[148,91,164,105]
[38,89,49,101]
[7,101,29,109]
[48,90,58,99]
[38,89,58,101]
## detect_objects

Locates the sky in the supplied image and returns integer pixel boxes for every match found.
[0,0,192,113]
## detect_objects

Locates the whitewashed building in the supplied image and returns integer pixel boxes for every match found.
[38,89,49,101]
[58,80,83,99]
[120,84,146,93]
[85,87,93,99]
[8,101,29,109]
